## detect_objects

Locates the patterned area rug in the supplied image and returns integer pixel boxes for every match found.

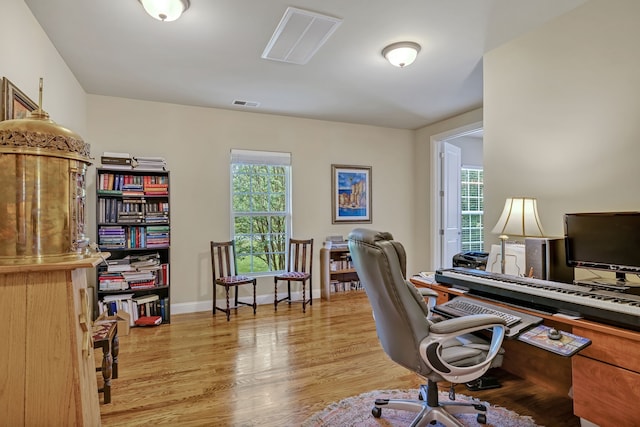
[302,389,541,427]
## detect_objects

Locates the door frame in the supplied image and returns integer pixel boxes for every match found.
[429,120,483,270]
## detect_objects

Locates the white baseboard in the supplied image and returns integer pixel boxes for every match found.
[170,290,320,315]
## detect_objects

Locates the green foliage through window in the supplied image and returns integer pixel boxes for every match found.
[461,168,484,252]
[230,154,291,274]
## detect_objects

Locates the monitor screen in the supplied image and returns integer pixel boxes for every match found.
[564,211,640,279]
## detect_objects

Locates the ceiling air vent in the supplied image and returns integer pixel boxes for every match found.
[232,100,260,108]
[261,7,342,65]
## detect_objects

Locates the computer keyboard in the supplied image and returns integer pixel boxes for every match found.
[432,296,544,338]
[437,298,521,326]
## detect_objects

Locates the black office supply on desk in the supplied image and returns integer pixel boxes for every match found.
[517,325,591,357]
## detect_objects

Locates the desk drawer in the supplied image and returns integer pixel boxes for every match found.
[572,355,640,426]
[573,326,640,373]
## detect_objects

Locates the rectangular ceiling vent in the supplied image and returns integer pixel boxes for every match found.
[261,7,342,65]
[232,100,260,108]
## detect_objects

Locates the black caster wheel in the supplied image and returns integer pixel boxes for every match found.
[372,407,382,418]
[418,393,423,400]
[477,413,487,424]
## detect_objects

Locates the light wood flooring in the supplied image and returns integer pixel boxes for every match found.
[98,292,580,426]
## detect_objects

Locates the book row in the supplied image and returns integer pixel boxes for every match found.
[98,198,169,224]
[98,292,168,326]
[329,280,363,293]
[98,173,168,195]
[329,256,354,271]
[98,225,170,249]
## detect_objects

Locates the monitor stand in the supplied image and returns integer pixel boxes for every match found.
[574,273,640,295]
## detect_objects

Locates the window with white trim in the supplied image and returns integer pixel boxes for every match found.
[230,149,291,274]
[460,167,484,252]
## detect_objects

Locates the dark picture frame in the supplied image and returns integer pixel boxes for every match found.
[331,164,372,224]
[1,77,38,121]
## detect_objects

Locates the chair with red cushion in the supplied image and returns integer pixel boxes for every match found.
[274,238,314,313]
[210,240,257,321]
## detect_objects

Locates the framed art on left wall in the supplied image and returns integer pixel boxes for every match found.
[1,77,38,121]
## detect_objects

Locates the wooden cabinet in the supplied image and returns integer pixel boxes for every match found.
[320,247,361,300]
[572,326,640,426]
[0,258,102,426]
[95,168,171,324]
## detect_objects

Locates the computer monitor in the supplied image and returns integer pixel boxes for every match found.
[564,211,640,282]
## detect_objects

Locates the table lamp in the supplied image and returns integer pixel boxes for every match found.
[491,197,545,274]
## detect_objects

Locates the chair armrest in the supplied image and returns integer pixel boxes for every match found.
[419,314,507,384]
[417,287,439,298]
[428,314,504,335]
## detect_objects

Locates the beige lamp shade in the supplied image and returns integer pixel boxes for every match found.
[491,197,545,237]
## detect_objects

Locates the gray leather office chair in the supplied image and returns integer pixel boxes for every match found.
[348,228,507,426]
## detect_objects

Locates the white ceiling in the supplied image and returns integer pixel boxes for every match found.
[24,0,586,130]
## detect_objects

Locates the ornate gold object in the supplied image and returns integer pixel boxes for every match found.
[0,79,92,265]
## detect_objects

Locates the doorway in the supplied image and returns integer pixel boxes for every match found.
[429,121,483,270]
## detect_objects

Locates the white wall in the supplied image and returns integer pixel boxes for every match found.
[484,0,640,247]
[87,95,415,311]
[1,0,87,135]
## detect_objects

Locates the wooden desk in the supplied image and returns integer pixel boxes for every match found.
[411,277,640,427]
[0,257,103,426]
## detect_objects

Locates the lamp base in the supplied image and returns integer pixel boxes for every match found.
[499,235,508,275]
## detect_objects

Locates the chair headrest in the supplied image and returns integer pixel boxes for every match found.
[348,228,393,245]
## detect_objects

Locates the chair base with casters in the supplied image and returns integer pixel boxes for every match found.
[213,276,257,321]
[372,380,489,427]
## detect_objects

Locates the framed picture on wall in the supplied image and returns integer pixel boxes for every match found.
[1,77,38,121]
[331,164,372,224]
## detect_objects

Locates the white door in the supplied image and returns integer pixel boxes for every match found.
[441,142,461,268]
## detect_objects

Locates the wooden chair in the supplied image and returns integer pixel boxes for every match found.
[210,240,257,321]
[92,319,119,404]
[274,238,314,313]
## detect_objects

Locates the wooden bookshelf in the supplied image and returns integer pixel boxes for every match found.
[95,168,171,326]
[320,246,362,301]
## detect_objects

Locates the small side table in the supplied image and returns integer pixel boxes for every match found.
[92,320,119,404]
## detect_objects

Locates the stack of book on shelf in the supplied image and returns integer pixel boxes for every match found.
[143,174,168,195]
[98,226,126,249]
[98,252,167,291]
[133,294,164,326]
[98,292,169,327]
[98,293,135,326]
[122,182,145,196]
[101,152,137,170]
[146,225,170,248]
[134,156,167,171]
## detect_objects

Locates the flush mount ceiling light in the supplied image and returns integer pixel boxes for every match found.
[139,0,190,22]
[382,41,421,68]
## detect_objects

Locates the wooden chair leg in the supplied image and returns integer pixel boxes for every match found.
[225,285,231,321]
[274,279,278,311]
[253,280,257,314]
[213,284,217,316]
[111,333,119,379]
